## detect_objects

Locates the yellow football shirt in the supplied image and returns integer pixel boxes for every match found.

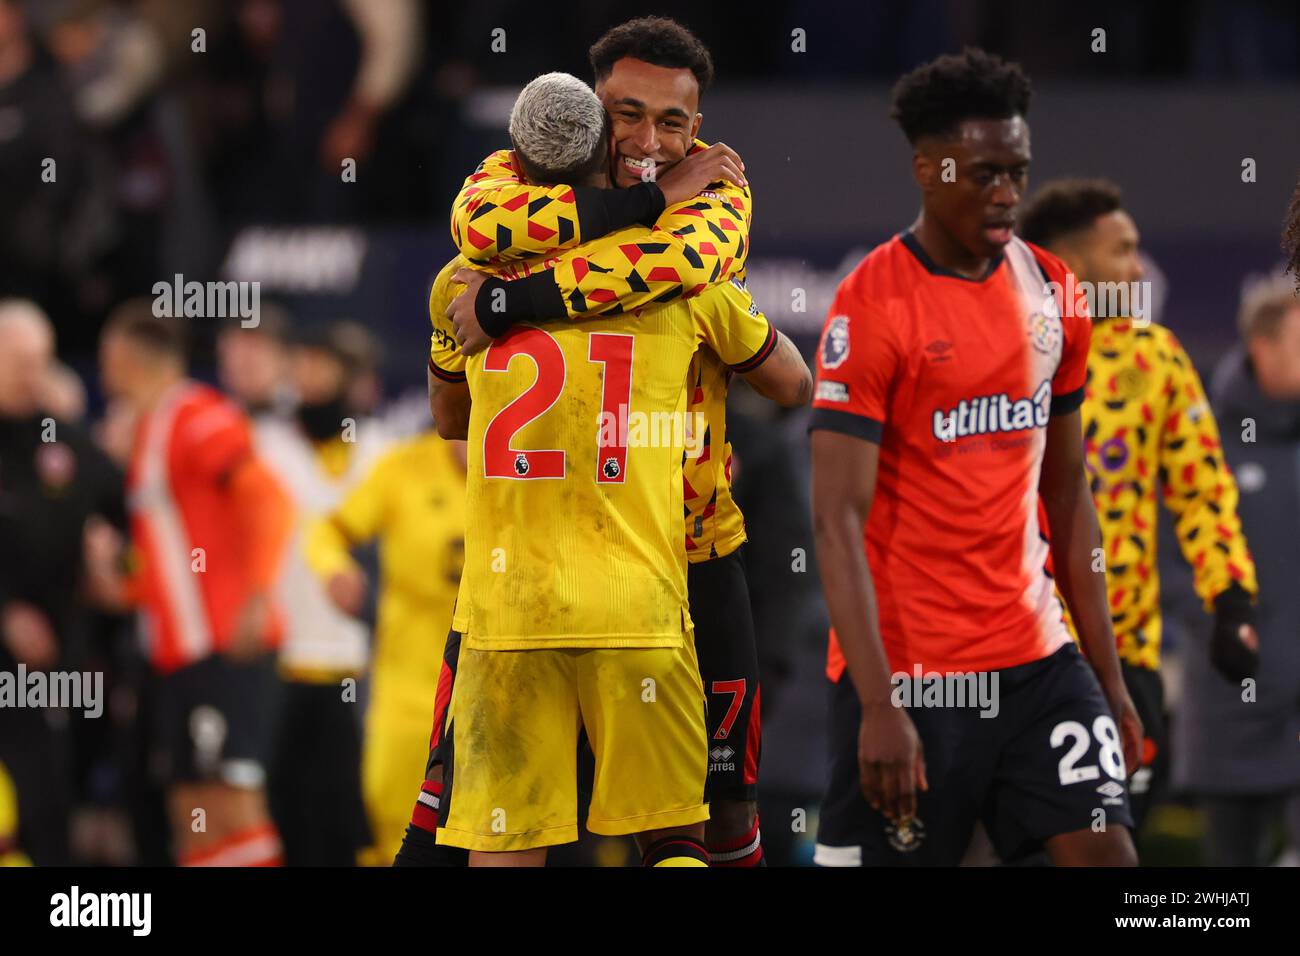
[305,431,466,707]
[447,147,762,565]
[428,255,773,650]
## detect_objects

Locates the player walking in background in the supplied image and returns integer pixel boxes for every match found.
[305,428,467,865]
[96,301,294,866]
[253,324,390,866]
[810,50,1141,867]
[1017,178,1260,834]
[429,16,792,867]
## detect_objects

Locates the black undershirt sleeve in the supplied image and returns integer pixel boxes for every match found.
[572,181,665,239]
[475,182,666,337]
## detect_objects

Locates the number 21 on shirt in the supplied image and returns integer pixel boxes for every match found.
[482,328,633,484]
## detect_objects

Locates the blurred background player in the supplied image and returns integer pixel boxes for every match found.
[305,428,467,866]
[0,299,125,866]
[1176,276,1300,864]
[1017,178,1260,839]
[810,49,1141,868]
[94,300,294,866]
[435,17,791,867]
[215,305,295,424]
[253,321,389,865]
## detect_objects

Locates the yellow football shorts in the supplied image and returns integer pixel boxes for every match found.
[437,631,709,852]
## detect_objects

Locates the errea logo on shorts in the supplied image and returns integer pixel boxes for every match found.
[932,380,1051,442]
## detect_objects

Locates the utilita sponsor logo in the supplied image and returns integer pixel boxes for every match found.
[932,380,1051,442]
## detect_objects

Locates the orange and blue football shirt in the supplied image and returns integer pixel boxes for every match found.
[125,382,287,672]
[811,233,1091,676]
[428,255,774,650]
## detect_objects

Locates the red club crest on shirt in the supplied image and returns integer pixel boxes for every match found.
[1028,310,1062,356]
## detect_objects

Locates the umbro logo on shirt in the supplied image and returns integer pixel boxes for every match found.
[924,339,953,362]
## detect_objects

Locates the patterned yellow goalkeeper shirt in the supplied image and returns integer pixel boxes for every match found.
[1065,317,1257,670]
[449,143,759,562]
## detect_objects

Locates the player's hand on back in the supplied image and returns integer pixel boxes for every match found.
[448,268,493,356]
[655,142,747,207]
[858,701,928,825]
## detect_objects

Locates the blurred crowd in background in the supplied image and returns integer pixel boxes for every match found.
[0,0,1298,866]
[4,0,1300,359]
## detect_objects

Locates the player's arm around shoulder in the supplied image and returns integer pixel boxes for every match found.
[449,149,580,264]
[451,147,683,266]
[652,159,753,291]
[538,145,752,319]
[740,330,811,408]
[692,278,811,407]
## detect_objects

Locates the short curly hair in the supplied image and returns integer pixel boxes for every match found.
[589,16,714,95]
[890,48,1032,145]
[1018,179,1124,248]
[1284,171,1300,292]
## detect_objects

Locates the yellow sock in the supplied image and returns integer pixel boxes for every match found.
[653,856,708,867]
[0,762,29,866]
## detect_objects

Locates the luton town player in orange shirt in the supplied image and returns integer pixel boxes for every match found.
[810,49,1142,866]
[97,302,295,866]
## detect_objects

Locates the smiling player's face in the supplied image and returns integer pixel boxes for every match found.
[596,57,702,189]
[923,117,1031,261]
